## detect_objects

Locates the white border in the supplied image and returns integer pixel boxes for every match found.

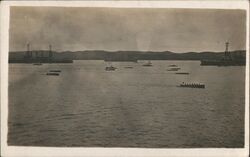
[1,1,249,157]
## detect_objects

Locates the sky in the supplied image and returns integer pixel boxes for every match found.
[9,7,246,53]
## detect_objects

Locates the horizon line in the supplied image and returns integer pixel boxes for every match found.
[9,49,246,53]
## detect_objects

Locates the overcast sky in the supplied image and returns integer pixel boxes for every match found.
[10,7,246,52]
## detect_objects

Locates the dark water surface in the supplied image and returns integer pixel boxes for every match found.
[8,60,245,147]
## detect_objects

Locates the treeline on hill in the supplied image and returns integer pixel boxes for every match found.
[9,50,246,61]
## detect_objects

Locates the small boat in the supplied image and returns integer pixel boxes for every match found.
[105,66,117,71]
[49,70,61,72]
[33,63,42,65]
[105,62,117,71]
[46,72,60,76]
[178,82,205,88]
[143,61,152,66]
[175,72,189,75]
[167,67,181,71]
[168,64,177,67]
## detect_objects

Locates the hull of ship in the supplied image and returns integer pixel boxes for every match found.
[200,60,245,66]
[9,59,73,63]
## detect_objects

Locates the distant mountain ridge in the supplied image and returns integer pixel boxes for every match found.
[9,50,246,61]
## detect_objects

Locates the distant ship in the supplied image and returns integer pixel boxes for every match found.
[168,64,178,67]
[46,69,61,76]
[9,44,73,64]
[175,72,189,75]
[49,70,61,73]
[143,61,152,66]
[105,66,117,71]
[105,62,117,71]
[167,67,180,71]
[200,42,245,66]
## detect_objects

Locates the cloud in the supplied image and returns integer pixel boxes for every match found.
[10,7,246,52]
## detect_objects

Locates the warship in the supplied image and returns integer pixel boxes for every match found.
[9,44,73,64]
[200,42,245,66]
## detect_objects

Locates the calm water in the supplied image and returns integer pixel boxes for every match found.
[8,60,245,147]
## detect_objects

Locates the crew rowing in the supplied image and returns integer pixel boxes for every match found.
[178,82,205,88]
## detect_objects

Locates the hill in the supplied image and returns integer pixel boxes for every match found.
[9,50,246,61]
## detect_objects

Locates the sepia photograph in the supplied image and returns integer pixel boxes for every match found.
[1,1,249,157]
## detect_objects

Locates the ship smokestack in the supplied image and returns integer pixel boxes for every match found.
[26,43,31,58]
[225,42,229,53]
[27,43,30,52]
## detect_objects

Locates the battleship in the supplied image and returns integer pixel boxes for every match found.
[9,44,73,64]
[200,42,246,66]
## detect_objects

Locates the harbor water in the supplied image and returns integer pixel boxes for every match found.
[8,60,245,147]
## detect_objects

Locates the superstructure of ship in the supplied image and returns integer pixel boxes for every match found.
[9,43,73,64]
[200,42,245,66]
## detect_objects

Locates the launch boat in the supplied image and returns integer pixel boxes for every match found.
[167,67,181,71]
[105,66,117,71]
[168,64,178,67]
[105,62,117,71]
[143,61,152,66]
[175,72,189,75]
[49,70,61,72]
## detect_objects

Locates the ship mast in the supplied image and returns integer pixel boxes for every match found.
[225,42,229,52]
[224,42,231,60]
[49,44,52,58]
[26,43,30,57]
